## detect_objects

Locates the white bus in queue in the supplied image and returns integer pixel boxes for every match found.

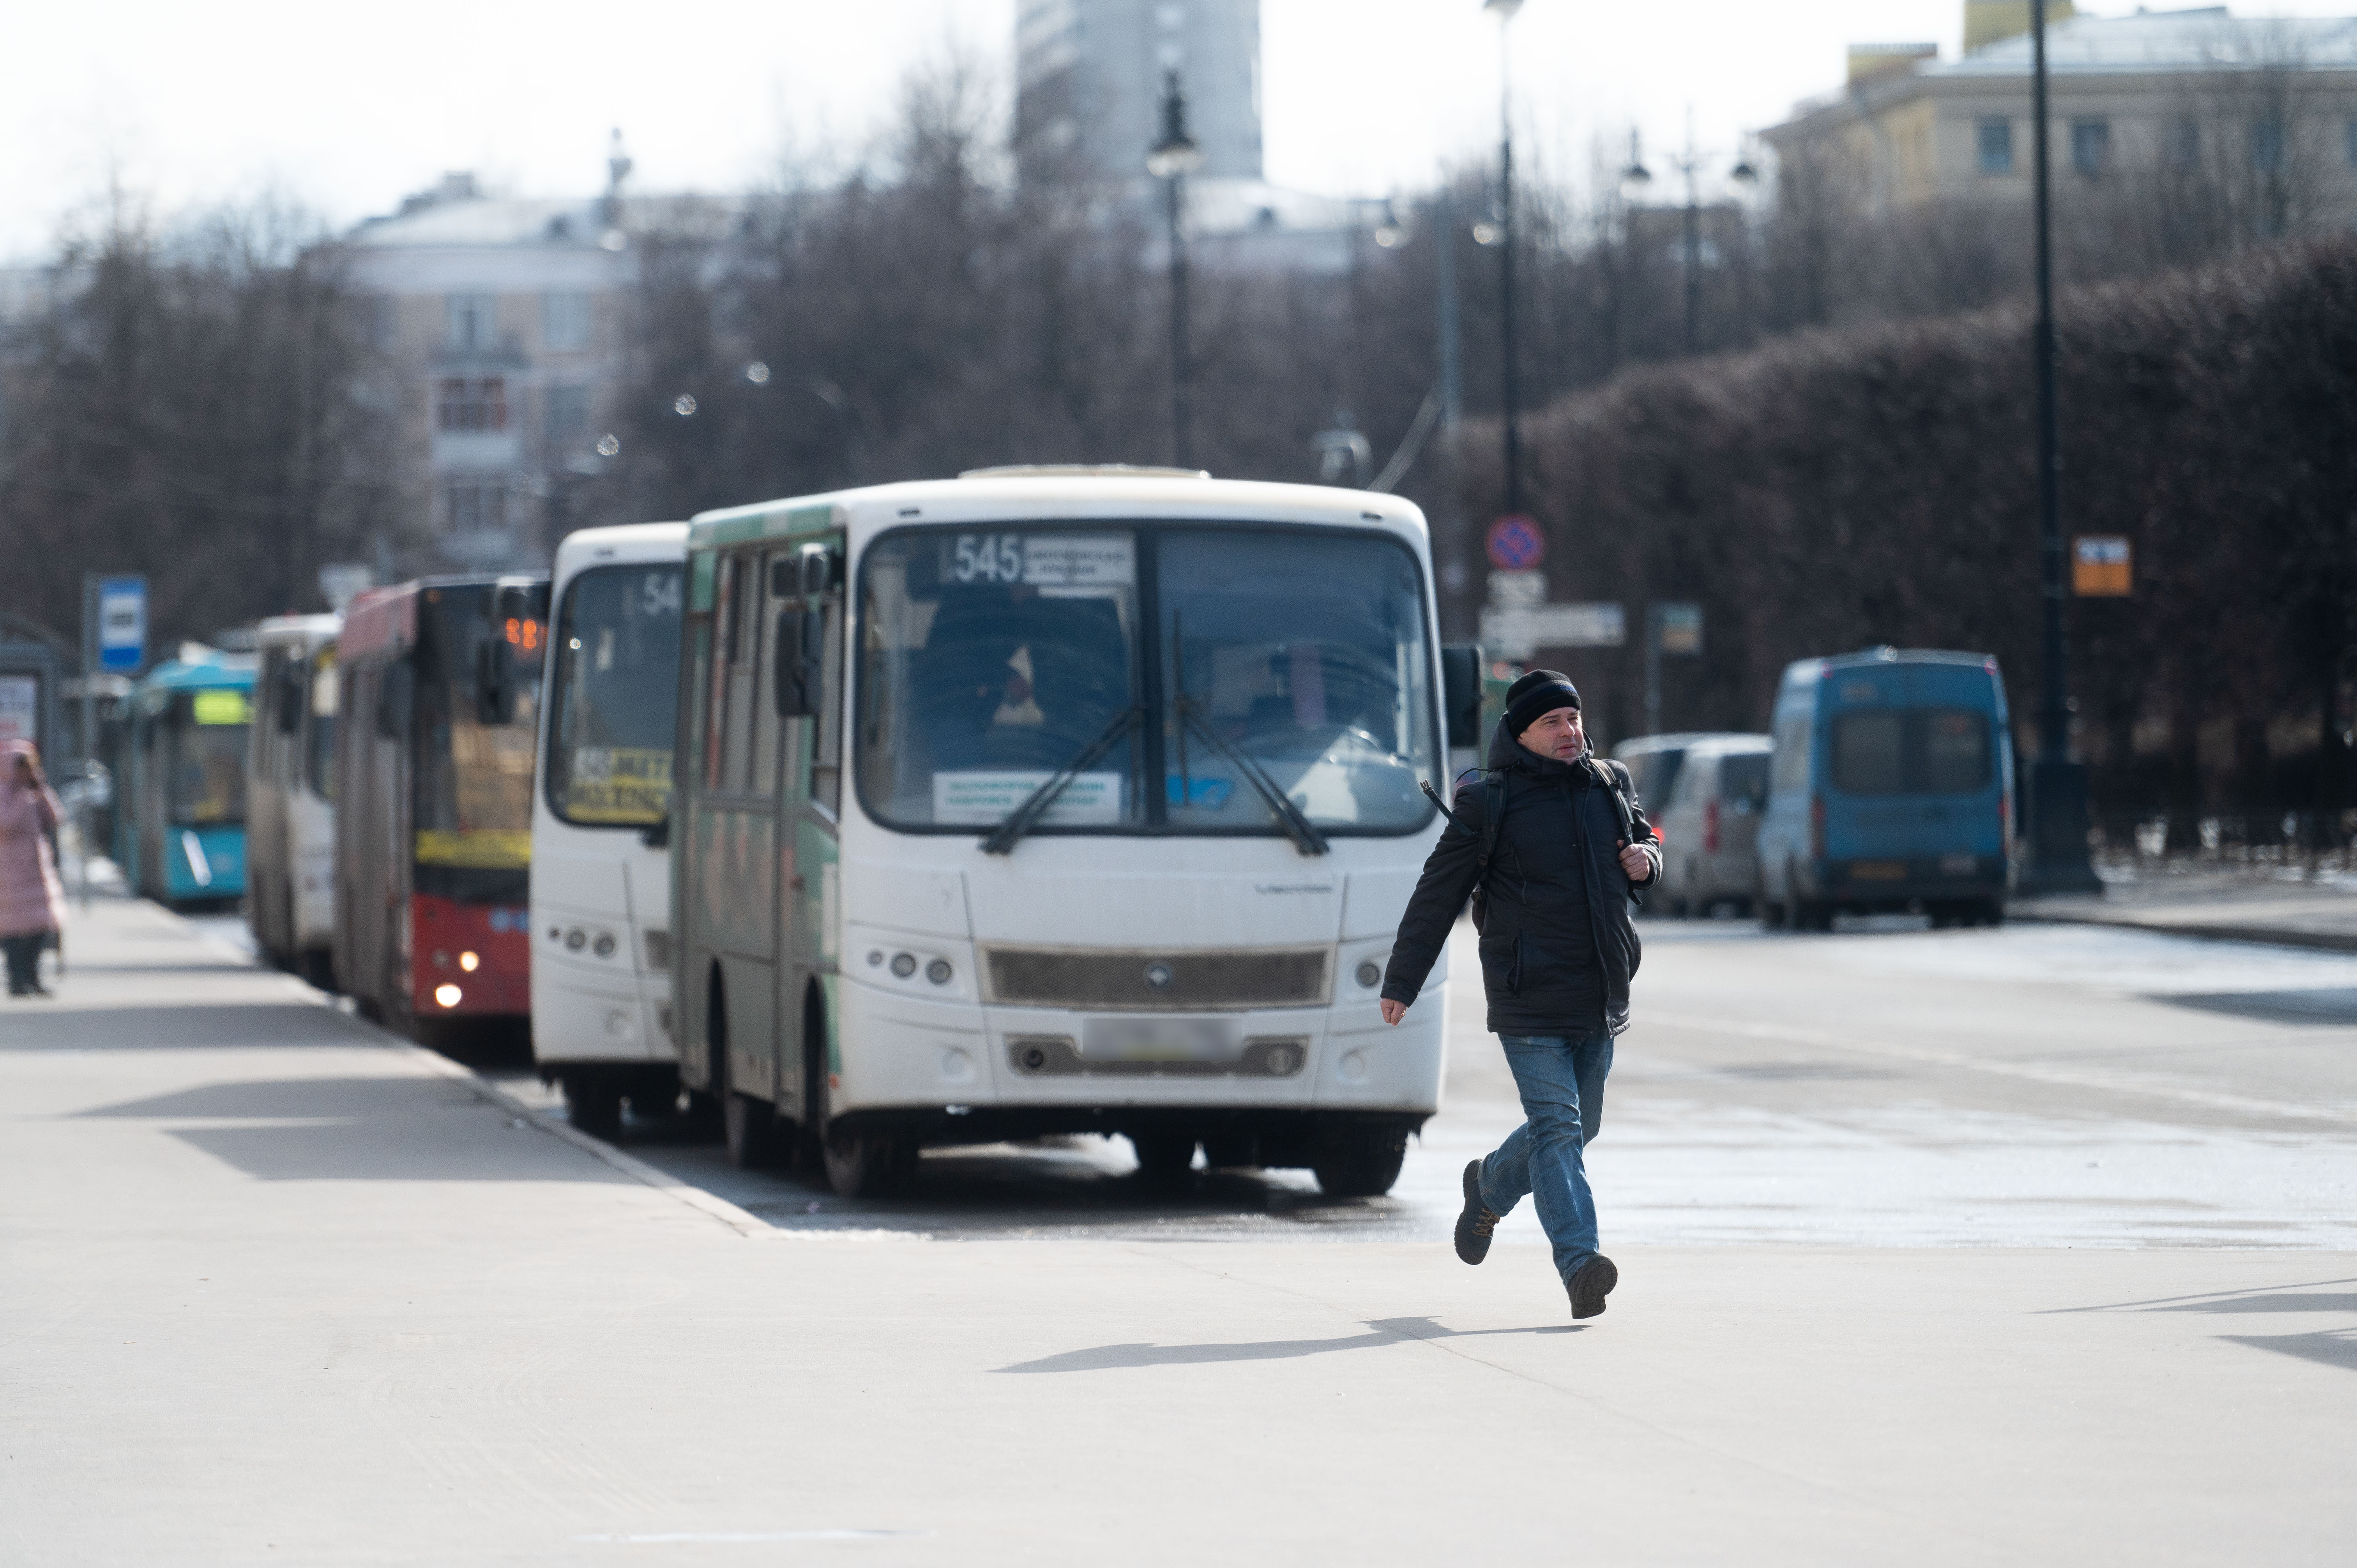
[531,523,689,1137]
[672,468,1479,1198]
[247,613,341,986]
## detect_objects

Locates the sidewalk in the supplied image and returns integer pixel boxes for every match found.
[4,892,2354,1564]
[2015,860,2357,952]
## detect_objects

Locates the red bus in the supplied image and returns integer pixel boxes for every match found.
[333,575,549,1044]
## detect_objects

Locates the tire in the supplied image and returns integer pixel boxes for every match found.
[1758,898,1788,931]
[1796,899,1834,933]
[709,970,775,1169]
[1130,1132,1198,1179]
[1313,1125,1409,1198]
[1976,899,2006,928]
[823,1123,915,1199]
[723,1089,777,1169]
[564,1074,624,1141]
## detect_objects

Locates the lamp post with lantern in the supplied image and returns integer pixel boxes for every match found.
[1149,70,1205,471]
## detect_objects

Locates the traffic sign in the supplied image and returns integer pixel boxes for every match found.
[1486,514,1546,571]
[96,576,147,673]
[1655,602,1704,655]
[2073,536,2131,597]
[1479,601,1625,659]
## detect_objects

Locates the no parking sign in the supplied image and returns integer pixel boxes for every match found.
[1486,514,1545,571]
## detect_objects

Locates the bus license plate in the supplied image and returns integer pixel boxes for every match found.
[1850,861,1907,881]
[1080,1016,1242,1062]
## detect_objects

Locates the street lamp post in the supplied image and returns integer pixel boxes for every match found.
[1485,0,1525,519]
[2026,0,2101,892]
[1149,71,1205,471]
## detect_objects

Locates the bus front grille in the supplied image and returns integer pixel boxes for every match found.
[982,946,1331,1010]
[1007,1037,1309,1078]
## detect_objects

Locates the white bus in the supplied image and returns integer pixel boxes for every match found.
[531,523,689,1137]
[671,469,1474,1197]
[247,613,341,985]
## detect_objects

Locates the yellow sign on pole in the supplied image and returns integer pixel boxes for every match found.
[2073,535,2131,597]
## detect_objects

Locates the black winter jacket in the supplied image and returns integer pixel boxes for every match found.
[1381,721,1662,1037]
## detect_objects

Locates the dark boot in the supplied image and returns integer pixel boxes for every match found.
[1568,1255,1618,1320]
[1453,1159,1502,1265]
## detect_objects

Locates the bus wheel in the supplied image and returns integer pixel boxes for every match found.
[1795,900,1834,933]
[1758,898,1787,931]
[823,1125,914,1200]
[1312,1124,1409,1199]
[1975,899,2006,928]
[1129,1132,1197,1181]
[722,1090,778,1169]
[564,1074,624,1142]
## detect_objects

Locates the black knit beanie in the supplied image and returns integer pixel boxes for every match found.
[1503,669,1581,738]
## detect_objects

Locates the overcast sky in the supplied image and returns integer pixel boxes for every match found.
[7,3,2353,259]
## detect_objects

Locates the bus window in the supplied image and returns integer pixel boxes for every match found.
[1832,712,1905,794]
[857,530,1141,828]
[416,594,541,869]
[308,650,338,802]
[722,556,760,793]
[546,563,683,825]
[171,689,251,825]
[811,596,844,813]
[752,551,789,798]
[1922,710,1991,793]
[1771,716,1811,794]
[1160,529,1433,831]
[702,556,735,791]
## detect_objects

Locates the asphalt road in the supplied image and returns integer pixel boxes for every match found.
[3,897,2348,1564]
[267,909,2356,1253]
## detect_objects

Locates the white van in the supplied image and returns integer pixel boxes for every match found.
[530,523,689,1136]
[247,614,341,984]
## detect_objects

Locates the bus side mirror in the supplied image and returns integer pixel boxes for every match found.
[772,609,822,717]
[475,636,518,726]
[1441,644,1483,747]
[376,661,413,739]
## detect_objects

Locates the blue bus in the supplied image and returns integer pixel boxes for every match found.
[1755,647,2014,931]
[116,651,256,907]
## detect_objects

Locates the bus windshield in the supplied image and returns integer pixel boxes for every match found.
[167,688,251,825]
[546,563,684,826]
[855,525,1435,835]
[307,650,337,802]
[415,589,543,873]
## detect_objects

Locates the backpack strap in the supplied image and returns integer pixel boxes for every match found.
[1597,757,1640,845]
[1476,769,1506,878]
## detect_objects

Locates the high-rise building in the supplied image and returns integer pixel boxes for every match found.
[1017,0,1263,183]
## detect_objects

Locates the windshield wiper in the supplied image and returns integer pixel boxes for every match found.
[1174,698,1330,857]
[979,705,1146,856]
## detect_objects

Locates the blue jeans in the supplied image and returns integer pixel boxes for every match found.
[1478,1033,1614,1283]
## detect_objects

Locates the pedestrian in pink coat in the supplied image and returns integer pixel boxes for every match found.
[0,740,65,997]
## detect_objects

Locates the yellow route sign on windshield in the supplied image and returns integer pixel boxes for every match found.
[192,689,252,726]
[415,830,533,868]
[561,747,673,824]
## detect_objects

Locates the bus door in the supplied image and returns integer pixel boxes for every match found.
[769,538,845,1123]
[691,550,782,1102]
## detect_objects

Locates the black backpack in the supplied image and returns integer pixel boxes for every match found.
[1465,758,1644,933]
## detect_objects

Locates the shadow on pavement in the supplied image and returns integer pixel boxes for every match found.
[0,1002,379,1051]
[2154,988,2357,1026]
[2046,1277,2357,1377]
[995,1315,1578,1373]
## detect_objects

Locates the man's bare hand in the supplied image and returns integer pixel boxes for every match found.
[1618,840,1652,881]
[1379,998,1407,1026]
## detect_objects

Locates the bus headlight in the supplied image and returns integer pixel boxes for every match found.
[890,953,917,978]
[593,934,616,959]
[925,959,952,985]
[458,951,480,972]
[1355,961,1382,989]
[434,984,463,1008]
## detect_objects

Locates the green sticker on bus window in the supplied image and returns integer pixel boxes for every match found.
[193,690,252,726]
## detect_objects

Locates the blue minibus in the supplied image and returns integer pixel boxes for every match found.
[1754,647,2014,930]
[116,650,257,908]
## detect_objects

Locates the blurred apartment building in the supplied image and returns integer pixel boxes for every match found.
[1764,3,2357,218]
[1015,0,1366,272]
[341,145,724,574]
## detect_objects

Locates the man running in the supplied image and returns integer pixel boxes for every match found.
[1378,669,1659,1320]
